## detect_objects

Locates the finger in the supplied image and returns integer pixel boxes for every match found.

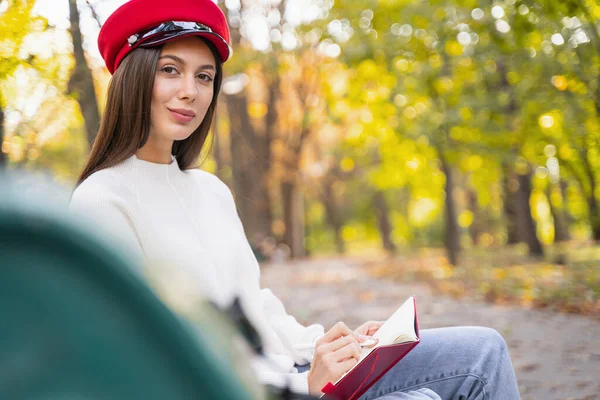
[367,321,384,336]
[333,340,362,363]
[321,333,359,354]
[359,321,383,336]
[320,357,358,391]
[334,357,359,380]
[320,322,356,345]
[360,337,379,348]
[354,322,370,336]
[356,333,374,342]
[354,321,383,337]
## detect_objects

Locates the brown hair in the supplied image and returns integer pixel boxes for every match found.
[76,38,222,185]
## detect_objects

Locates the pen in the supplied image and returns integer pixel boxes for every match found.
[294,337,378,351]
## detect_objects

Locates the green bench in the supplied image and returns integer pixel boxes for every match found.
[0,178,262,399]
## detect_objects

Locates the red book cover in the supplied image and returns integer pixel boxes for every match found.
[321,297,420,400]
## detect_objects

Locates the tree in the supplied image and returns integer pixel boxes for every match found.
[373,190,396,254]
[547,183,571,243]
[0,93,5,168]
[67,0,100,147]
[224,86,274,243]
[222,0,330,257]
[0,0,49,167]
[328,1,468,263]
[220,4,275,245]
[321,172,346,254]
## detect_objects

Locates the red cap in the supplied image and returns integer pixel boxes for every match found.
[98,0,231,74]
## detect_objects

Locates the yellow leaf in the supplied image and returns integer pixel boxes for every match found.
[458,210,473,228]
[551,75,568,91]
[340,157,355,172]
[460,107,473,121]
[248,102,267,119]
[342,226,357,241]
[492,268,505,280]
[444,40,463,57]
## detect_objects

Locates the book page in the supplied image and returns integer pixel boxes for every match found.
[331,296,418,387]
[358,296,417,362]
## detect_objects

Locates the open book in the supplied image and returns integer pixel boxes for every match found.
[321,297,420,400]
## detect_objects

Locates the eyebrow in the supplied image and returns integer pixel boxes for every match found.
[159,54,216,71]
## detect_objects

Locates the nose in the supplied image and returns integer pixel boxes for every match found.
[178,73,197,102]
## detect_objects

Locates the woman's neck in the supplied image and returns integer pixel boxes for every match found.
[136,141,173,164]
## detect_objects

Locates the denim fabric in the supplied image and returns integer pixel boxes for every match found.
[360,327,520,400]
[296,364,311,373]
[374,388,441,400]
[293,366,440,399]
[297,327,520,400]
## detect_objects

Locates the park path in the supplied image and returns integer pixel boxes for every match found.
[260,257,600,400]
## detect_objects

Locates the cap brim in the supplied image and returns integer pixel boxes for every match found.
[138,30,231,62]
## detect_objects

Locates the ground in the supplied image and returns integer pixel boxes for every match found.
[260,257,600,400]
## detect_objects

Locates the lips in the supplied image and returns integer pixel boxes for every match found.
[168,108,196,123]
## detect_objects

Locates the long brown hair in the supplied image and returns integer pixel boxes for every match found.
[76,38,223,185]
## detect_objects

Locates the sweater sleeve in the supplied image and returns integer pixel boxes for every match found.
[251,362,311,395]
[69,179,145,267]
[208,174,324,393]
[260,288,324,364]
[240,251,321,394]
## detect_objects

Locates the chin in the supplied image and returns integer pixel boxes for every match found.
[170,127,198,142]
[172,133,195,142]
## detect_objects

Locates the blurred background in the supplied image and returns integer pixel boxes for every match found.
[1,0,600,317]
[3,1,600,398]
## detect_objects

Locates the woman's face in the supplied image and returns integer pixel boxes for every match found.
[149,36,216,147]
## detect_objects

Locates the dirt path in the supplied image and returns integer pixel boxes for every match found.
[260,258,600,400]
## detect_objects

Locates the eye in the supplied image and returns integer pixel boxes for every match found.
[197,73,214,82]
[161,66,178,74]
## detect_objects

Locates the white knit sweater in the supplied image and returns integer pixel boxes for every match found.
[69,154,324,394]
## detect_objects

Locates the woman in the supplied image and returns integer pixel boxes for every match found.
[70,0,520,398]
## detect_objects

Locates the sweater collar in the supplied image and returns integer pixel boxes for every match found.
[130,153,181,177]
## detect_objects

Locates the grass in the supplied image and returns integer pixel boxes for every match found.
[364,242,600,318]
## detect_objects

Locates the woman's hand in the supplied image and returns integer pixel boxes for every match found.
[307,322,364,395]
[354,320,384,338]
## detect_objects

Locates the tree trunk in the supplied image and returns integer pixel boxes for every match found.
[227,93,252,232]
[281,179,305,258]
[221,3,274,241]
[515,168,544,257]
[440,151,460,266]
[582,151,600,240]
[212,107,224,179]
[373,190,396,254]
[560,181,574,226]
[68,0,101,147]
[0,101,6,168]
[279,129,311,258]
[225,92,273,242]
[257,75,279,239]
[467,188,483,246]
[502,162,520,245]
[587,195,600,241]
[322,176,345,254]
[547,184,571,243]
[496,60,522,246]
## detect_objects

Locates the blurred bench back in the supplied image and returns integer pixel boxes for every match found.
[0,190,258,399]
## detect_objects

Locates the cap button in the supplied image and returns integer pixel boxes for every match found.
[127,34,138,46]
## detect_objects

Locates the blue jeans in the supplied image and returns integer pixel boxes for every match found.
[299,327,520,400]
